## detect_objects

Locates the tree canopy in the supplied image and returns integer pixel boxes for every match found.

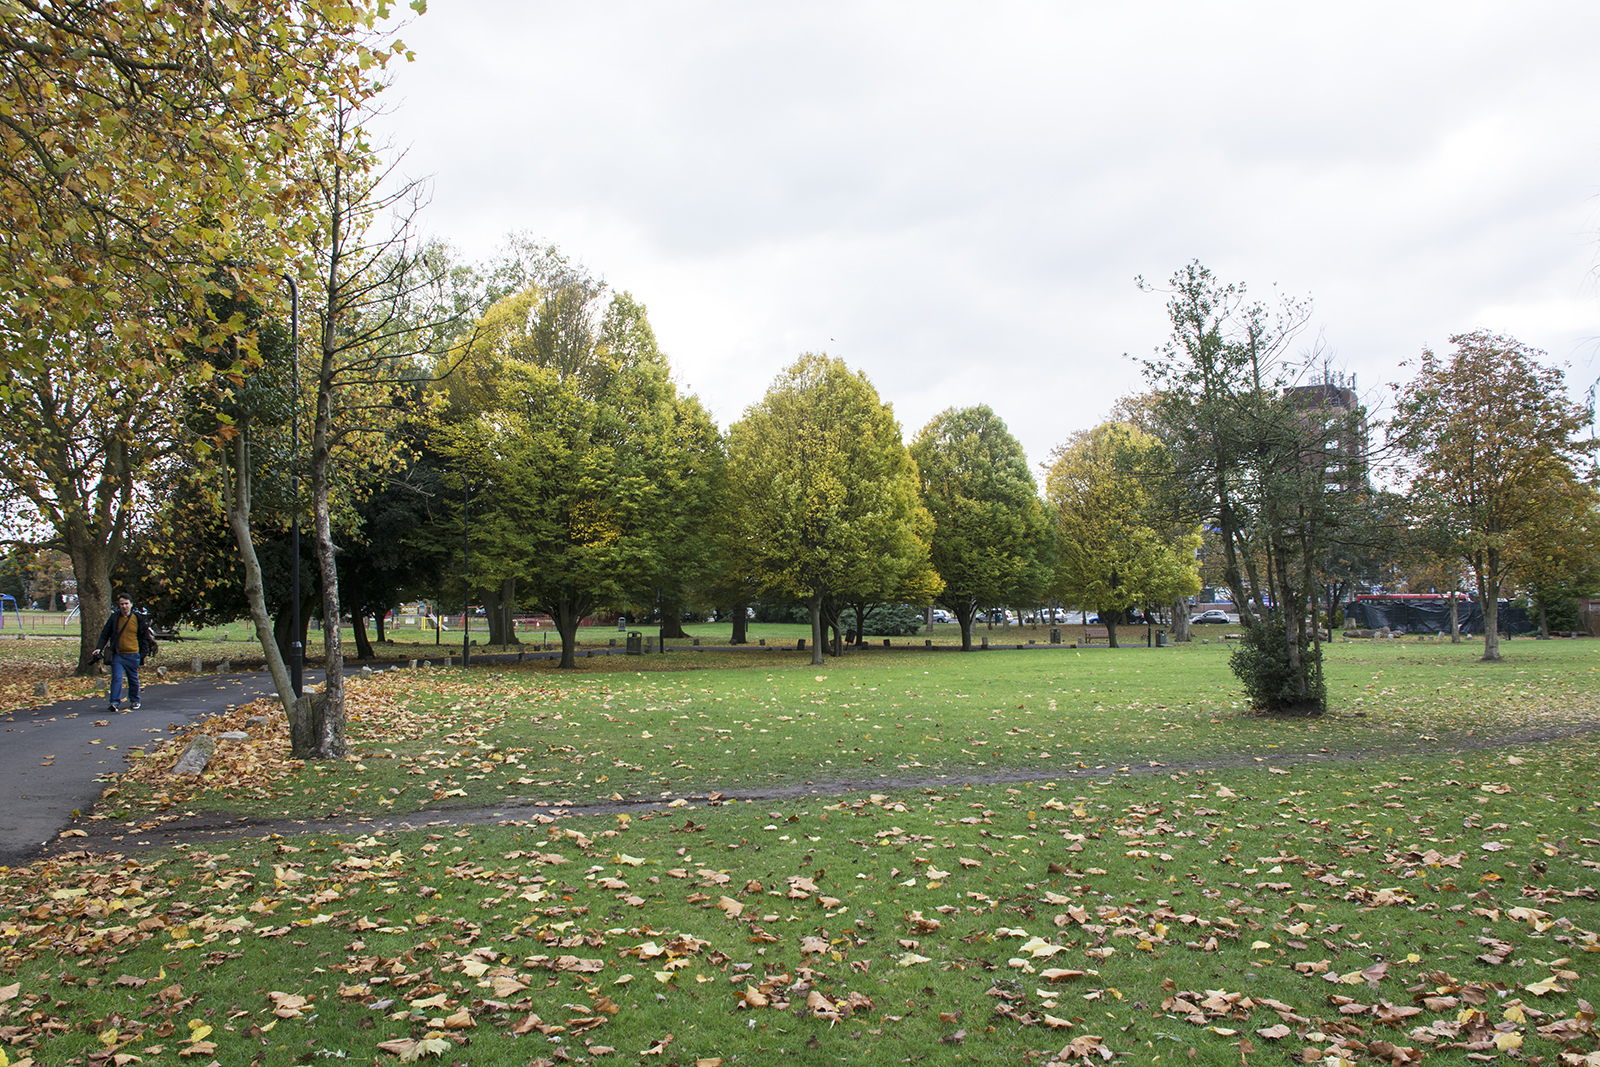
[1391,330,1598,661]
[436,281,721,669]
[1045,421,1200,647]
[910,405,1051,651]
[725,354,940,665]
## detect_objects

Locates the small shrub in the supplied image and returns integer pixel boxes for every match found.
[1228,616,1325,715]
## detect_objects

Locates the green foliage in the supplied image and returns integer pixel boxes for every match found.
[911,405,1052,650]
[1392,331,1599,660]
[1045,421,1201,646]
[1228,613,1326,714]
[856,602,925,636]
[0,0,403,379]
[725,354,940,662]
[436,280,721,668]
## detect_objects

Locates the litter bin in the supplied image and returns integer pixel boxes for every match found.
[626,631,643,655]
[1050,628,1061,645]
[1156,631,1168,647]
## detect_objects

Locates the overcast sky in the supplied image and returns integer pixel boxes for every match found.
[370,2,1600,470]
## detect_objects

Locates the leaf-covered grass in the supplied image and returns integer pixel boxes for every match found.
[91,638,1600,826]
[5,738,1600,1066]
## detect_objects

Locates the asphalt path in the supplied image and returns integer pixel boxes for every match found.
[0,665,322,865]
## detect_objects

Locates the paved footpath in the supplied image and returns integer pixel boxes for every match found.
[0,667,323,866]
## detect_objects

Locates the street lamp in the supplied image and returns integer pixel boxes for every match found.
[462,474,470,668]
[284,274,302,698]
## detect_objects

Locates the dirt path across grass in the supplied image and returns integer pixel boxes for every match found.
[19,703,1600,865]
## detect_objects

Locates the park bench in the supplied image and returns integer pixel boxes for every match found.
[1081,625,1109,645]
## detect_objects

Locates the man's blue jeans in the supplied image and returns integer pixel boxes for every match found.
[109,652,140,704]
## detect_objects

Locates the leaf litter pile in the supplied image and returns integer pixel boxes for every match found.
[5,716,1600,1066]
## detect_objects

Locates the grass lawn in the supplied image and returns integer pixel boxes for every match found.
[3,638,1599,1066]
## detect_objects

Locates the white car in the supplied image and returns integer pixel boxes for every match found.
[1194,609,1231,624]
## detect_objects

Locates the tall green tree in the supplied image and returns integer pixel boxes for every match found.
[1045,421,1200,648]
[725,354,940,666]
[436,281,721,669]
[1391,331,1597,661]
[909,405,1051,651]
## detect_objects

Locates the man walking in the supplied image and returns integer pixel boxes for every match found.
[95,593,156,713]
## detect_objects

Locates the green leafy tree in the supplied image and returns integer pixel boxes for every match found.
[436,282,721,669]
[1390,331,1597,661]
[1046,422,1201,648]
[725,354,940,666]
[909,405,1051,651]
[0,0,409,379]
[1138,262,1311,624]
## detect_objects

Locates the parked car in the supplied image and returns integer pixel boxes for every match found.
[930,609,954,624]
[1194,609,1230,624]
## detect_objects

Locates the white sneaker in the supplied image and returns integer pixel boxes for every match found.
[131,701,141,710]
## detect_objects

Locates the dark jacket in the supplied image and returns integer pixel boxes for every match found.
[96,610,157,660]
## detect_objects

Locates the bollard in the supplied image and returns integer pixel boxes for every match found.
[797,638,805,650]
[883,639,890,648]
[980,637,988,650]
[925,639,932,648]
[1050,628,1061,645]
[219,657,231,672]
[517,651,525,663]
[693,637,700,646]
[759,638,766,646]
[191,656,202,674]
[410,659,418,669]
[610,638,616,647]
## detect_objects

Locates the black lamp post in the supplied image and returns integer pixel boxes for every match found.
[284,274,302,698]
[462,475,470,668]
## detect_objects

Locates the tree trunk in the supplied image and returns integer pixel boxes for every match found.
[554,592,582,668]
[1477,552,1501,662]
[1171,598,1191,643]
[658,589,689,640]
[219,431,304,743]
[346,568,375,660]
[310,360,346,758]
[955,601,976,651]
[67,534,114,675]
[807,594,825,666]
[351,612,375,660]
[374,609,387,643]
[729,603,748,645]
[483,578,518,647]
[1105,614,1119,648]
